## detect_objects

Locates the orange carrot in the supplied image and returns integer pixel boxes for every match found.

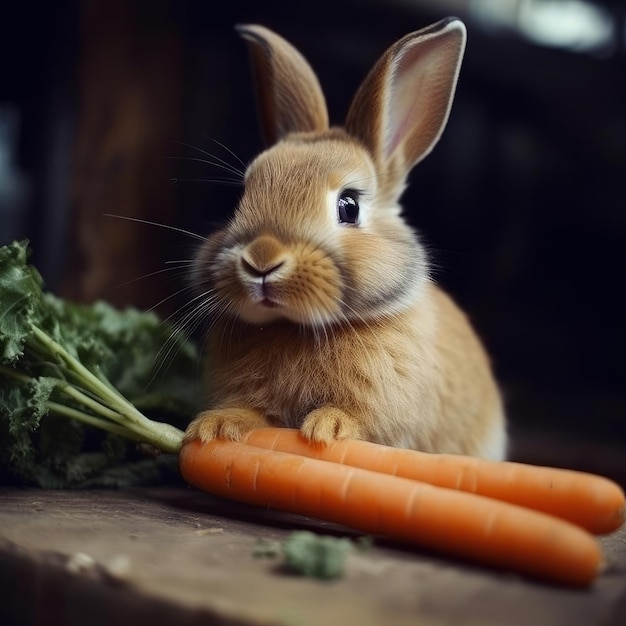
[241,428,625,535]
[179,438,603,586]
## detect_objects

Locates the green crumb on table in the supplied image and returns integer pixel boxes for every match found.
[281,531,353,580]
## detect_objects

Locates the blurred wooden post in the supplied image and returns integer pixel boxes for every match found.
[62,0,182,310]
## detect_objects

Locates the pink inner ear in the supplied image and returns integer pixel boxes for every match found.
[384,35,462,167]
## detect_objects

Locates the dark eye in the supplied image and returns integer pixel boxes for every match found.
[337,190,360,225]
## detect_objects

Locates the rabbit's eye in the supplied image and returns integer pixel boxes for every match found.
[337,190,360,225]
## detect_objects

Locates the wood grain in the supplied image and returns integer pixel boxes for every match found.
[1,487,625,626]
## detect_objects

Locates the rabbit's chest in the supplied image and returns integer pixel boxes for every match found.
[210,321,427,426]
[221,342,339,425]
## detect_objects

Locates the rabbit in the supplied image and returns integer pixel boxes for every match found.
[185,17,507,460]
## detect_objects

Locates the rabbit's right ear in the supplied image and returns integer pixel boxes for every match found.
[346,18,466,191]
[236,24,329,146]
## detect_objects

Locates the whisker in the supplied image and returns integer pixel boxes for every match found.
[165,155,244,179]
[153,288,216,323]
[169,293,227,357]
[164,259,197,266]
[172,141,246,178]
[112,263,195,290]
[169,177,242,187]
[102,214,208,242]
[149,291,220,385]
[146,283,199,314]
[149,330,197,389]
[201,134,248,170]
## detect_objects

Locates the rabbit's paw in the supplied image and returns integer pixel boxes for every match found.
[184,408,269,443]
[300,407,364,444]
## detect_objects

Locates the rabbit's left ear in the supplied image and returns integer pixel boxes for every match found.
[237,24,329,146]
[346,18,466,186]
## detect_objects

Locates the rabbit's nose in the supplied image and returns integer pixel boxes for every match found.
[241,257,284,278]
[241,235,287,278]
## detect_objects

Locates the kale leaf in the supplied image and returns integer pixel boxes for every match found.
[0,240,197,488]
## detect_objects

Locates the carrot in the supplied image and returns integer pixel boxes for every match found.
[179,438,603,586]
[241,428,625,535]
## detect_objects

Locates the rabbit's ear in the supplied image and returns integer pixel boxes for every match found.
[237,24,329,146]
[346,18,466,187]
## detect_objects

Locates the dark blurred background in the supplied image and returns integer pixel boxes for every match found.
[1,0,624,479]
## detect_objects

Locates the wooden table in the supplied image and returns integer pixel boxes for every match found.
[1,487,625,626]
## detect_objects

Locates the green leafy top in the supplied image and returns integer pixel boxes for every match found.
[0,240,196,488]
[0,240,45,361]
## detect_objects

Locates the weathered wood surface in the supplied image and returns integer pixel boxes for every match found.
[1,487,625,626]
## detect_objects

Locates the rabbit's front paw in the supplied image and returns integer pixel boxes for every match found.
[300,407,364,444]
[184,408,269,443]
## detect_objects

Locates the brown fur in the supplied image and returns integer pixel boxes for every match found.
[186,19,507,459]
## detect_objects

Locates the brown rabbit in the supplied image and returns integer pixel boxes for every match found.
[185,18,507,460]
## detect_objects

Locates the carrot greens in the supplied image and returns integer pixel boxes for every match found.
[0,240,194,487]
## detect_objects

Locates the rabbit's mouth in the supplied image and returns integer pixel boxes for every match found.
[238,282,288,322]
[254,281,280,308]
